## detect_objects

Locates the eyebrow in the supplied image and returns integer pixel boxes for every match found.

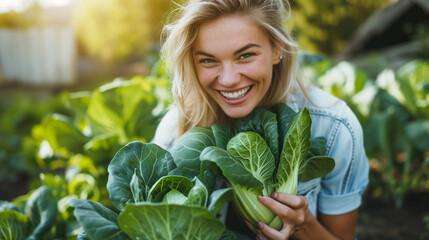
[233,43,260,55]
[195,43,261,58]
[195,51,215,58]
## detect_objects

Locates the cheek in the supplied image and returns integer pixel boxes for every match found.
[243,60,272,81]
[196,67,218,87]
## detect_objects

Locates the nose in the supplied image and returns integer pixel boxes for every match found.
[218,62,241,87]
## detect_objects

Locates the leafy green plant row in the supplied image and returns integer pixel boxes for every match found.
[0,173,79,239]
[304,59,429,208]
[0,92,67,184]
[1,63,173,239]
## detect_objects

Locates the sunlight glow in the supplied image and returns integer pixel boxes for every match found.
[0,0,73,13]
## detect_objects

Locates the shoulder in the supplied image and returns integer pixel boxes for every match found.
[151,106,179,151]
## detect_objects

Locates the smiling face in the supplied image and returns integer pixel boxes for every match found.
[193,15,281,118]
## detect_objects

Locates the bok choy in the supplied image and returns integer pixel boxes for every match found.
[199,105,335,231]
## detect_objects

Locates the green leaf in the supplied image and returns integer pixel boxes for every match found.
[234,107,280,160]
[0,210,29,240]
[187,178,208,207]
[107,141,177,211]
[299,156,335,182]
[64,91,91,114]
[68,173,101,201]
[270,103,296,147]
[378,107,399,161]
[227,132,276,190]
[397,60,429,117]
[70,198,129,240]
[211,124,233,149]
[370,90,410,122]
[118,203,226,240]
[308,137,327,158]
[63,91,91,130]
[162,190,188,205]
[171,127,216,179]
[207,188,234,215]
[42,114,88,154]
[148,176,194,202]
[41,173,68,200]
[197,159,219,194]
[220,228,237,240]
[200,146,263,191]
[405,120,429,151]
[24,186,58,240]
[87,80,158,144]
[0,201,24,214]
[84,134,122,163]
[276,107,311,195]
[130,169,144,203]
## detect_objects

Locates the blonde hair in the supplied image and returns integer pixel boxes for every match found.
[161,0,303,137]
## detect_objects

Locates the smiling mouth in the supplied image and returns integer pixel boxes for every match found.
[219,86,253,100]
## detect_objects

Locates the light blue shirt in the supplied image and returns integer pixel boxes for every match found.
[152,85,369,218]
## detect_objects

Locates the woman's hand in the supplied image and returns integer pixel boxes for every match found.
[255,192,311,240]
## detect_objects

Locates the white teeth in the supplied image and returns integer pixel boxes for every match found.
[220,86,251,100]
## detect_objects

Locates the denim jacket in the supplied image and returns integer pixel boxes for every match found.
[152,86,369,218]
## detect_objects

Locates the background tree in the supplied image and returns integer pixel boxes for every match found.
[286,0,391,55]
[72,0,179,63]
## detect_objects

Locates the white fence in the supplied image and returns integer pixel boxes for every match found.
[0,27,77,86]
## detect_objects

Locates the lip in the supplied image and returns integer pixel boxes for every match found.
[217,85,253,105]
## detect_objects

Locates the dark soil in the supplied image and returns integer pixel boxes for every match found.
[0,173,30,201]
[356,192,429,240]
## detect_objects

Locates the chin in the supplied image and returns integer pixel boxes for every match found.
[222,106,254,119]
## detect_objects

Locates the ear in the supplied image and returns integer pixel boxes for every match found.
[272,47,283,65]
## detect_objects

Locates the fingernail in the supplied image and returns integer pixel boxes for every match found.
[272,192,278,198]
[257,234,264,240]
[257,195,267,201]
[257,221,264,230]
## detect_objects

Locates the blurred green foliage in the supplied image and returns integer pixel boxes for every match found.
[0,62,173,238]
[0,4,44,28]
[0,173,81,239]
[0,93,66,183]
[304,58,429,208]
[287,0,389,55]
[72,0,181,63]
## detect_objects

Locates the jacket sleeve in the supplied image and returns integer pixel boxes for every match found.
[317,104,370,215]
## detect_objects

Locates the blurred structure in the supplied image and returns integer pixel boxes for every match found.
[338,0,429,68]
[0,3,77,87]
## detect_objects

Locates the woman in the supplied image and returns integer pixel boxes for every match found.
[153,0,369,239]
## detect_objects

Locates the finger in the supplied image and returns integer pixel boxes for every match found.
[257,221,291,240]
[256,234,269,240]
[271,192,308,209]
[243,219,258,233]
[244,219,252,229]
[257,195,294,218]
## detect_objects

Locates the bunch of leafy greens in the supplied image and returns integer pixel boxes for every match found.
[70,141,235,240]
[195,104,335,231]
[0,174,73,240]
[70,103,334,239]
